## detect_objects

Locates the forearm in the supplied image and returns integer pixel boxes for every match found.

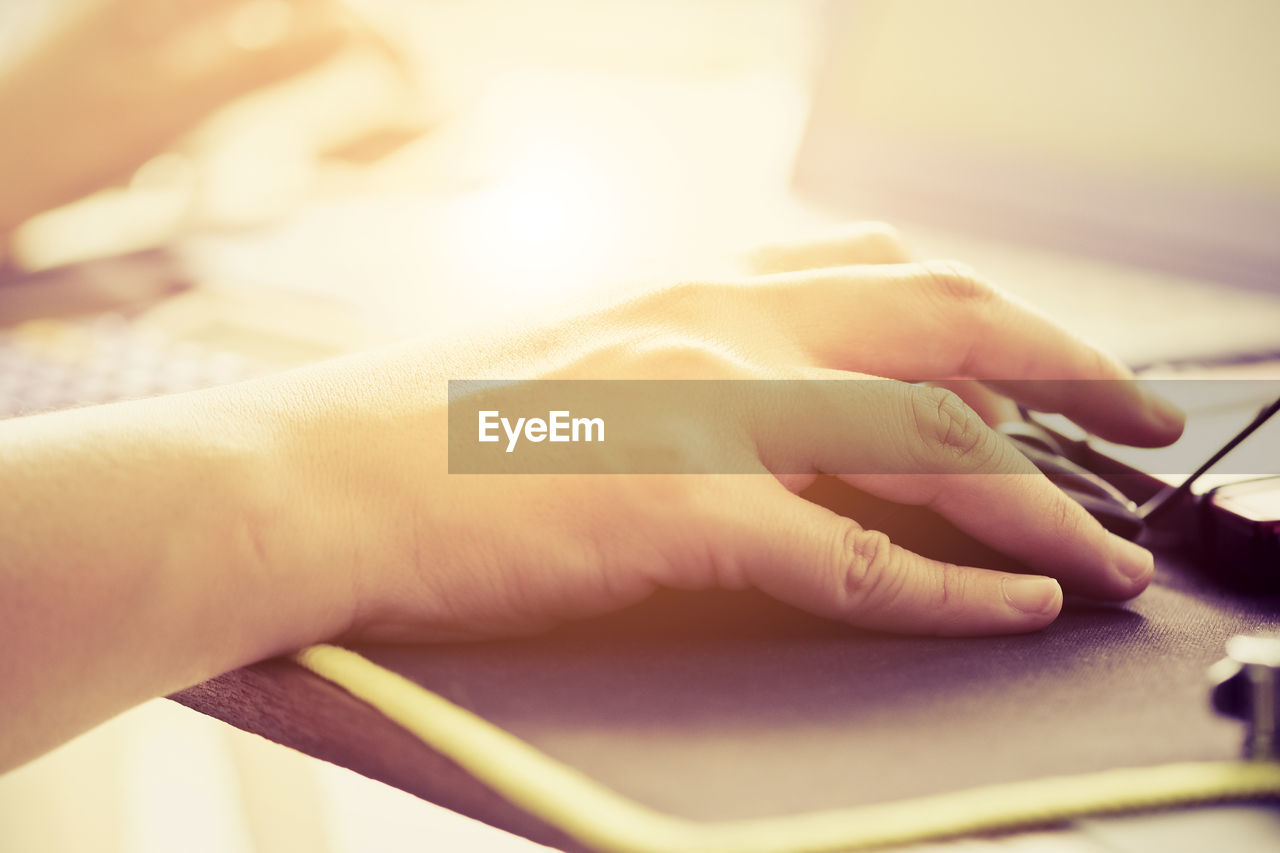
[0,388,350,770]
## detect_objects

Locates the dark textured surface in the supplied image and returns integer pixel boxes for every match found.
[353,573,1279,821]
[172,485,1280,850]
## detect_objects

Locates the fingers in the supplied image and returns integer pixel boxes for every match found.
[728,481,1062,635]
[761,232,1037,433]
[763,380,1154,600]
[928,379,1019,427]
[755,260,1184,446]
[748,221,911,275]
[168,1,350,100]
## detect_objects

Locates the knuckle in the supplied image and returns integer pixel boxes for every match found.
[637,337,749,379]
[1084,343,1123,381]
[935,561,965,613]
[638,280,727,327]
[930,563,981,635]
[908,385,998,465]
[1026,490,1093,566]
[858,220,903,242]
[854,221,908,261]
[917,259,995,305]
[835,524,900,613]
[1049,490,1085,542]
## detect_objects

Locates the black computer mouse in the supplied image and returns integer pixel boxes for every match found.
[997,421,1145,540]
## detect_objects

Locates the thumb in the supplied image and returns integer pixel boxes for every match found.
[731,483,1063,636]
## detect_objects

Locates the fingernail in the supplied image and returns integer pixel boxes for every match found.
[1003,576,1061,615]
[1110,534,1154,583]
[1141,386,1185,433]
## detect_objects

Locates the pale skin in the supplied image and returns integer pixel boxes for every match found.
[0,222,1186,771]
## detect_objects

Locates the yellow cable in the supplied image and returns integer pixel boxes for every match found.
[294,644,1280,853]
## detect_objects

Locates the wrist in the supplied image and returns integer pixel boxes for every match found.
[0,390,358,766]
[197,389,360,663]
[239,352,454,643]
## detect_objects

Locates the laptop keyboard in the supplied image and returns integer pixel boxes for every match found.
[0,314,257,420]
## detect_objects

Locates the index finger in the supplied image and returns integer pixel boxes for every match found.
[760,262,1186,446]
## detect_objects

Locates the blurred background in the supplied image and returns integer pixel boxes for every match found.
[2,1,1278,850]
[0,0,825,347]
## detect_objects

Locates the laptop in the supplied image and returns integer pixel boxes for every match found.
[793,0,1280,368]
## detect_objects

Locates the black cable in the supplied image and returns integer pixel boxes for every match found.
[1140,395,1280,523]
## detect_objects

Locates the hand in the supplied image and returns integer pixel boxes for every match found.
[246,223,1184,642]
[0,222,1186,769]
[0,0,349,234]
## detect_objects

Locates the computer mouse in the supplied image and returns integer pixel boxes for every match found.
[998,421,1145,540]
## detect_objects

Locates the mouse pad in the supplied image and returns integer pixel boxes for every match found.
[171,477,1280,851]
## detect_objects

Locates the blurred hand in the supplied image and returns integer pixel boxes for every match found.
[239,222,1185,642]
[0,0,349,234]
